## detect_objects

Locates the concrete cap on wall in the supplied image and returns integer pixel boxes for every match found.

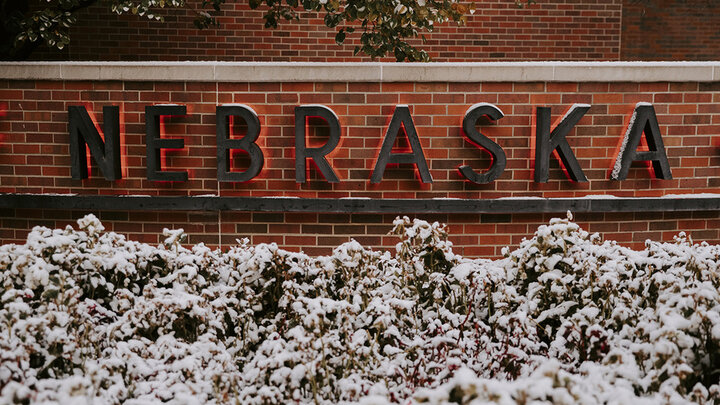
[2,61,720,82]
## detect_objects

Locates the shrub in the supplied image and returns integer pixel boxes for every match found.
[0,214,718,404]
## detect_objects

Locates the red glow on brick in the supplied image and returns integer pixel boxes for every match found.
[306,158,332,184]
[554,150,576,183]
[118,103,128,179]
[229,149,251,175]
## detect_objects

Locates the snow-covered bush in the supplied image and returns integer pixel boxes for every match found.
[1,214,719,404]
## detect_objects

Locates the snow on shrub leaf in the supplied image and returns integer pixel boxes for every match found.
[0,214,719,404]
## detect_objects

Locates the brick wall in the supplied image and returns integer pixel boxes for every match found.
[4,209,719,257]
[24,0,720,64]
[2,66,720,257]
[622,0,720,60]
[30,0,622,62]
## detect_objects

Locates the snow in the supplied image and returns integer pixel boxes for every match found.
[661,193,720,198]
[559,103,591,123]
[496,196,544,200]
[571,193,619,199]
[464,102,504,117]
[1,214,719,404]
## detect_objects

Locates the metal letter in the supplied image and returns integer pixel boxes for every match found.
[216,105,264,182]
[69,105,121,180]
[459,103,506,184]
[295,105,341,183]
[534,104,589,183]
[146,105,188,182]
[371,105,432,184]
[611,103,672,180]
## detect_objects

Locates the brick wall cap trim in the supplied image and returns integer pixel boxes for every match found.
[3,193,720,213]
[3,61,720,82]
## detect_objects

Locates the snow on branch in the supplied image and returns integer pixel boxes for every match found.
[0,214,718,403]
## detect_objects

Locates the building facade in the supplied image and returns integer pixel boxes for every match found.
[3,0,720,256]
[27,0,720,62]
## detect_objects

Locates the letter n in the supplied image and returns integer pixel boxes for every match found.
[69,105,121,180]
[611,103,672,180]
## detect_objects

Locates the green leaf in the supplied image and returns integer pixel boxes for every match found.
[335,29,345,45]
[393,46,406,62]
[42,289,59,300]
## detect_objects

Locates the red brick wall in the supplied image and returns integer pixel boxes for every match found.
[622,0,720,60]
[30,0,622,62]
[4,209,719,257]
[2,76,720,256]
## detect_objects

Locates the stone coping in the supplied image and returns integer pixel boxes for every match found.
[2,61,720,82]
[3,193,720,213]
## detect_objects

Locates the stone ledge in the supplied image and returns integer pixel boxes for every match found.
[2,193,720,213]
[1,62,719,82]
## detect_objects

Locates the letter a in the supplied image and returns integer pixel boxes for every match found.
[371,105,432,183]
[611,103,672,180]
